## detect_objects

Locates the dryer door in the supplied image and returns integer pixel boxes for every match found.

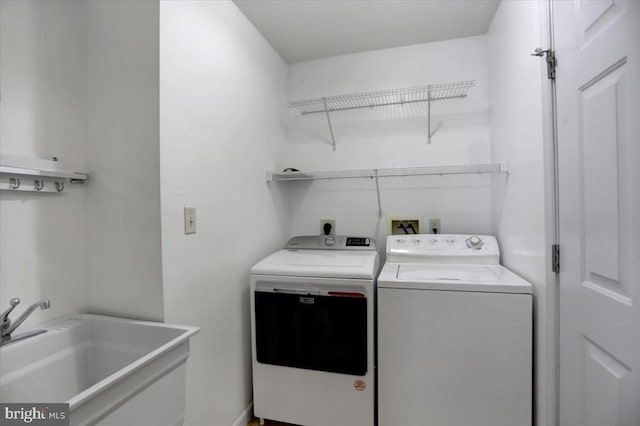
[254,289,367,376]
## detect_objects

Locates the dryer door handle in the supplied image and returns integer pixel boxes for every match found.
[256,287,322,296]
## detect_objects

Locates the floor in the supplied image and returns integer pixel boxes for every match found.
[247,416,297,426]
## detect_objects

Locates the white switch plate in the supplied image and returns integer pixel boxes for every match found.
[184,207,196,235]
[429,218,441,234]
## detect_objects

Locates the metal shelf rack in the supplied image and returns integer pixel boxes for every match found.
[268,163,503,182]
[0,155,89,193]
[267,162,507,218]
[288,80,475,149]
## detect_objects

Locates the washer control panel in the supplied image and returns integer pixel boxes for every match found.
[387,234,499,264]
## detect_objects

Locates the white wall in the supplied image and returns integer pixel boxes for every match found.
[0,0,88,325]
[285,37,492,249]
[487,2,550,425]
[159,1,289,424]
[84,0,164,322]
[1,0,163,326]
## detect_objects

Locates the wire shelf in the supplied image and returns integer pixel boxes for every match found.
[268,163,505,182]
[289,80,475,115]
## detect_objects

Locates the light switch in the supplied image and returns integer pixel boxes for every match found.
[184,207,196,235]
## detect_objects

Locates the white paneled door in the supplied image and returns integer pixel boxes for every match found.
[554,1,640,426]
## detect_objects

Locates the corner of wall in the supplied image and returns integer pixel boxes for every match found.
[84,0,163,322]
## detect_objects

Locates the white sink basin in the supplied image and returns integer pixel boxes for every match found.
[0,314,199,426]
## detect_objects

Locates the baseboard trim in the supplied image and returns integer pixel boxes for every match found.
[232,402,253,426]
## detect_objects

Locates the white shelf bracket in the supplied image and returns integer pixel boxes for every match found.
[323,98,337,151]
[427,91,432,144]
[501,161,510,175]
[373,169,383,218]
[426,89,442,143]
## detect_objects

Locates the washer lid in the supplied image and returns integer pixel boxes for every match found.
[378,263,532,294]
[251,249,379,280]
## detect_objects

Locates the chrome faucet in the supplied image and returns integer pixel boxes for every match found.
[0,298,51,346]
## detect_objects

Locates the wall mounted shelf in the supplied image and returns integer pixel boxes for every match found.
[0,155,89,193]
[267,162,507,218]
[288,80,476,149]
[267,163,505,182]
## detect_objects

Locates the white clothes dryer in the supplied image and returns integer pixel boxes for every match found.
[250,235,379,426]
[377,234,532,426]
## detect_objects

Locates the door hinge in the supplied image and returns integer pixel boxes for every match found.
[531,47,557,80]
[552,244,560,273]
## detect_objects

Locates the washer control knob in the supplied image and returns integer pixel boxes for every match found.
[466,235,483,250]
[325,236,336,246]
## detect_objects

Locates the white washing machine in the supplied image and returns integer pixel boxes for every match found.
[377,234,532,426]
[250,235,379,426]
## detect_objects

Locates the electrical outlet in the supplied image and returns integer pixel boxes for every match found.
[387,215,423,235]
[184,207,196,235]
[429,218,441,234]
[320,219,336,235]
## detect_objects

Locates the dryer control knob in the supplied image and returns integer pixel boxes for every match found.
[325,236,336,246]
[466,235,483,249]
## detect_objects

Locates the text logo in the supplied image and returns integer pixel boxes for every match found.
[1,404,69,425]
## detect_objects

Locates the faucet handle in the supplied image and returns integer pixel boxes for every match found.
[1,298,20,322]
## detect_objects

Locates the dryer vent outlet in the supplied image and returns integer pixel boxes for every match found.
[321,219,336,235]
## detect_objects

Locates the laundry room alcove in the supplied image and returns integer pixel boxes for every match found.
[273,48,501,239]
